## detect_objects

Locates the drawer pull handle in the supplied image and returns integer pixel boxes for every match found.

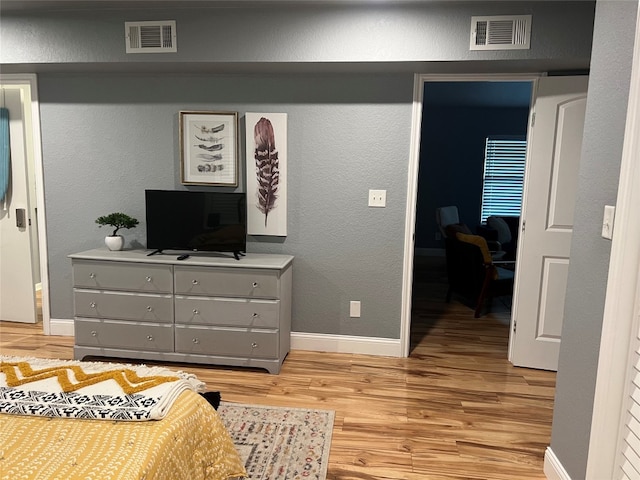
[251,342,258,348]
[146,276,152,282]
[192,309,199,315]
[252,313,259,318]
[91,330,97,337]
[89,273,96,279]
[192,338,200,344]
[90,302,96,308]
[192,279,199,285]
[147,335,154,341]
[252,282,258,288]
[146,306,153,312]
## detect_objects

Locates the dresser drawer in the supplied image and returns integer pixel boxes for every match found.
[174,267,279,298]
[175,296,279,328]
[73,260,173,293]
[75,319,173,352]
[74,290,173,323]
[175,325,278,359]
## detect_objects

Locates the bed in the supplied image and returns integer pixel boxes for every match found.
[0,356,246,480]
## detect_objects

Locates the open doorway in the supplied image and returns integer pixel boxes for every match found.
[401,74,589,370]
[0,75,50,331]
[405,77,533,354]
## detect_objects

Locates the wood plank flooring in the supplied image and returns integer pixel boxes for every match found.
[0,256,555,479]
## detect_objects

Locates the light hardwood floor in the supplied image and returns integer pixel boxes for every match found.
[1,259,554,480]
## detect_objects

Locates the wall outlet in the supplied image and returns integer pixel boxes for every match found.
[350,301,361,317]
[368,189,386,207]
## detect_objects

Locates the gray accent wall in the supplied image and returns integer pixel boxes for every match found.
[39,73,412,338]
[0,1,594,338]
[0,1,596,340]
[550,1,638,478]
[1,2,594,71]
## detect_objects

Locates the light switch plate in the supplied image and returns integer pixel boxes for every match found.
[368,189,386,207]
[602,205,615,239]
[350,301,361,318]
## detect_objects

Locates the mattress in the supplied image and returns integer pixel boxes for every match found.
[0,389,246,480]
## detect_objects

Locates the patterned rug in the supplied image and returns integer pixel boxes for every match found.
[217,402,334,480]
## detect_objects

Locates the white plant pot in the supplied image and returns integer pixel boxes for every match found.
[105,235,125,251]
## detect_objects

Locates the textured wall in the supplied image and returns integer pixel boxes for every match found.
[39,73,412,338]
[1,1,597,342]
[550,1,638,478]
[1,2,594,71]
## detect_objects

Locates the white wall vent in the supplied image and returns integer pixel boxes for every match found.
[125,21,177,54]
[470,15,531,51]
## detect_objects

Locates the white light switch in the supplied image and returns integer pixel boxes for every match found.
[350,301,361,318]
[602,205,615,240]
[368,189,386,207]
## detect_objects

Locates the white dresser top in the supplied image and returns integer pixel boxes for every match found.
[69,248,294,270]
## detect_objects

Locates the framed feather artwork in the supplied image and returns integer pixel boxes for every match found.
[245,112,287,236]
[180,111,239,186]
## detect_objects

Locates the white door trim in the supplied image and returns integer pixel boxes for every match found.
[400,73,541,357]
[0,74,50,334]
[586,4,640,477]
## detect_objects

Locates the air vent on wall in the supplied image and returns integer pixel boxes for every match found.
[125,21,177,54]
[470,15,531,51]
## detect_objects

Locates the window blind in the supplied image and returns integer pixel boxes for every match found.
[480,137,527,223]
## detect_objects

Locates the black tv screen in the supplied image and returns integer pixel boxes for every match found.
[145,190,246,257]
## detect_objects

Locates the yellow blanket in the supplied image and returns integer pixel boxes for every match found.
[0,389,246,480]
[0,356,205,421]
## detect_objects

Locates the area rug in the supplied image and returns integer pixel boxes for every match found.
[217,402,335,480]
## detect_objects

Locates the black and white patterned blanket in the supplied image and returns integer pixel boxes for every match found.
[0,356,205,421]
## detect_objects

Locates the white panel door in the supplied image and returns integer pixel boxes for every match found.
[510,76,589,371]
[0,88,37,323]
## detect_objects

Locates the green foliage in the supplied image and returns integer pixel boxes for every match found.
[95,212,139,236]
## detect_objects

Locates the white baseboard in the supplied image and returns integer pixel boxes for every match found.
[49,318,74,337]
[291,332,402,357]
[544,447,572,480]
[46,321,402,358]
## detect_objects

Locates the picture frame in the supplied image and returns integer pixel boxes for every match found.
[180,110,239,186]
[245,112,288,236]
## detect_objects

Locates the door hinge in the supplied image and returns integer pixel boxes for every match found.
[521,219,526,233]
[531,112,536,127]
[513,320,517,332]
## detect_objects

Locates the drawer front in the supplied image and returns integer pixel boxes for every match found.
[73,260,173,293]
[175,296,279,328]
[174,266,278,298]
[175,326,278,359]
[75,319,173,352]
[74,290,173,323]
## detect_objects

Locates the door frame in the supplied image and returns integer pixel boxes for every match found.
[400,72,541,358]
[0,73,51,334]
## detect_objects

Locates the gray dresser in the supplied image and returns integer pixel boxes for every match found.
[69,249,293,374]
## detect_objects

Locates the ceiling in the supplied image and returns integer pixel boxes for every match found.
[424,81,534,108]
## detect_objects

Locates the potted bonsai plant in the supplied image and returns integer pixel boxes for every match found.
[96,212,139,251]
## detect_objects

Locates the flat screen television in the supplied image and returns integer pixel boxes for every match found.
[145,190,247,259]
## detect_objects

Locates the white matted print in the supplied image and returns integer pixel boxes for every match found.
[180,111,238,186]
[245,113,287,236]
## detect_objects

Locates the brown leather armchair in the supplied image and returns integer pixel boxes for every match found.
[444,229,515,318]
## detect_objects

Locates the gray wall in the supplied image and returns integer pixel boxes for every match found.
[550,1,638,478]
[1,2,594,71]
[38,73,412,337]
[0,1,596,340]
